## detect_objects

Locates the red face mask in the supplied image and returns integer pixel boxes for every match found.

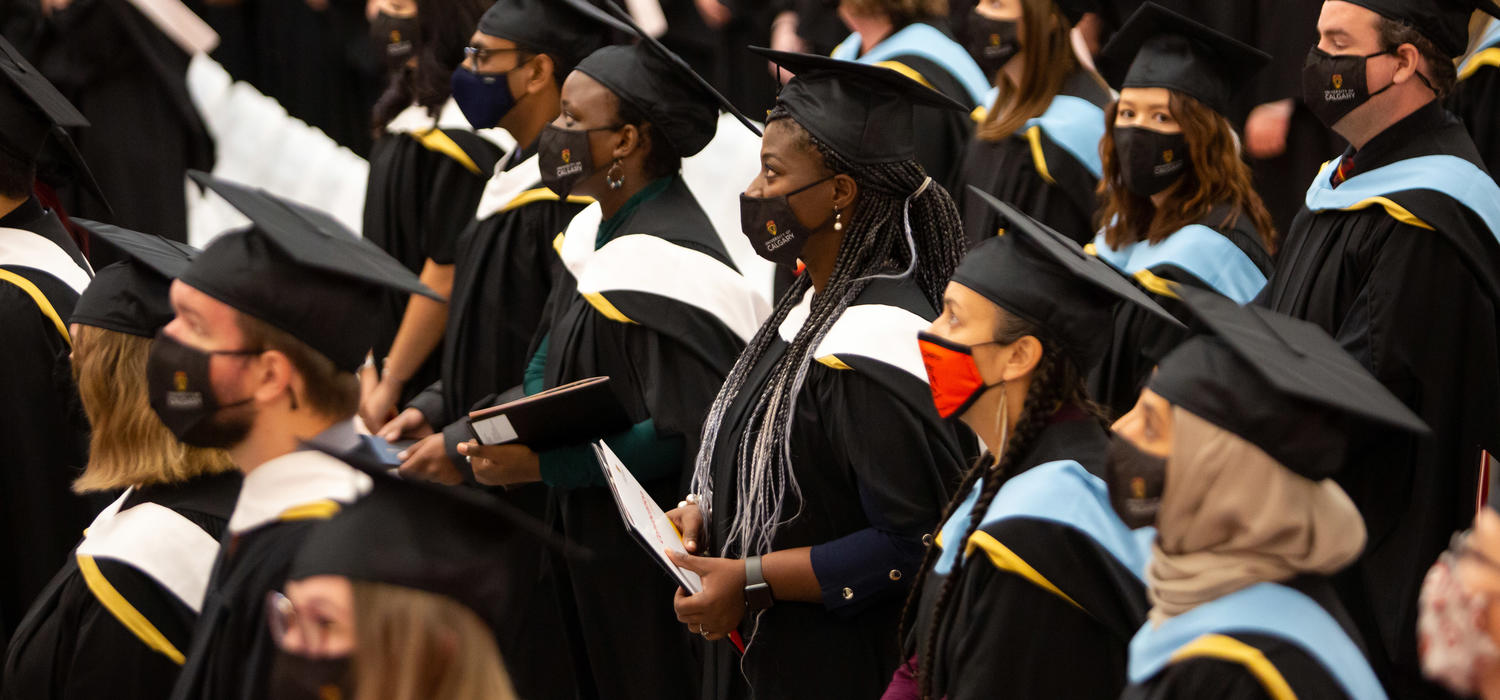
[918,331,999,419]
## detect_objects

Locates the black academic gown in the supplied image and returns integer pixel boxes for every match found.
[703,278,966,700]
[913,413,1150,699]
[533,176,759,700]
[1120,577,1369,700]
[1451,24,1500,181]
[0,199,93,645]
[3,472,242,700]
[363,106,503,405]
[1257,101,1500,700]
[26,0,215,243]
[1090,205,1274,417]
[405,141,588,700]
[168,428,382,700]
[956,70,1111,245]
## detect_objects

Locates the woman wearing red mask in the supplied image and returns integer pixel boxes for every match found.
[885,192,1180,700]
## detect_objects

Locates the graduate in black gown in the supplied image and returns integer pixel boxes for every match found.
[659,50,967,700]
[19,0,214,244]
[3,223,241,700]
[1453,16,1500,178]
[0,38,94,644]
[268,471,568,699]
[358,0,505,430]
[1257,1,1500,696]
[954,0,1112,245]
[1111,286,1423,700]
[162,173,438,700]
[379,2,607,697]
[829,1,992,191]
[887,195,1177,700]
[454,7,768,697]
[1085,3,1278,417]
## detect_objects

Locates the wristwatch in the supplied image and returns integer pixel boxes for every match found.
[744,555,775,611]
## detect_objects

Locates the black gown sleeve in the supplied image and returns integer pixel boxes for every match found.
[61,560,197,700]
[1450,64,1500,180]
[806,367,963,616]
[420,133,497,266]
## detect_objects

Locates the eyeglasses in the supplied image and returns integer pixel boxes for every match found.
[265,590,345,655]
[463,46,526,64]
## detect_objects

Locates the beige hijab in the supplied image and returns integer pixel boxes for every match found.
[1146,407,1367,623]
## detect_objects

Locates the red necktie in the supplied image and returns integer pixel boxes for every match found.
[1331,156,1357,188]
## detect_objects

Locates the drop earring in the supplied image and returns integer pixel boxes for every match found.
[833,207,843,232]
[606,160,625,190]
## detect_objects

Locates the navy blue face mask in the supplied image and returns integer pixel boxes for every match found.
[451,65,519,130]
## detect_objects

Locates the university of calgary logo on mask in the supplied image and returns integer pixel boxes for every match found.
[561,149,572,164]
[1331,74,1343,90]
[1162,149,1174,164]
[766,221,778,236]
[174,371,189,392]
[1130,476,1147,499]
[989,34,1002,47]
[389,30,402,43]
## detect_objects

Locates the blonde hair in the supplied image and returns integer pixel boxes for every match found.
[351,582,516,700]
[70,326,236,493]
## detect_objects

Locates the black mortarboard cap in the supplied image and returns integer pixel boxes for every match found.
[0,35,108,210]
[562,0,759,158]
[182,171,440,372]
[1096,2,1271,116]
[287,470,577,637]
[477,0,609,70]
[1150,285,1428,479]
[69,219,197,337]
[751,47,968,166]
[955,188,1183,372]
[1341,0,1500,58]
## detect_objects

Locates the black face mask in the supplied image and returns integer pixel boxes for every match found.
[1115,126,1190,197]
[1104,433,1167,529]
[1301,48,1401,129]
[269,648,355,700]
[370,12,419,71]
[964,12,1020,80]
[538,123,620,198]
[739,175,835,268]
[146,332,259,449]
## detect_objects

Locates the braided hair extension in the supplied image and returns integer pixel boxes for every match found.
[893,310,1106,700]
[690,105,967,568]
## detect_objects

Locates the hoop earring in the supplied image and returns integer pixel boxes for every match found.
[606,160,625,190]
[832,208,843,232]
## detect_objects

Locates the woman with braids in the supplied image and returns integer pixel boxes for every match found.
[1086,3,1278,417]
[357,0,507,431]
[658,51,968,700]
[4,222,240,700]
[955,0,1112,246]
[883,193,1180,700]
[830,0,991,190]
[453,9,768,698]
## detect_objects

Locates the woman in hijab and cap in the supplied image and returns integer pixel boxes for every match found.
[1110,285,1425,699]
[1086,2,1279,417]
[2,223,241,700]
[885,194,1178,700]
[265,472,559,700]
[452,5,768,698]
[955,0,1113,246]
[661,50,969,700]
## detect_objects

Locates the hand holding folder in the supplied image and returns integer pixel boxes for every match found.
[467,377,631,450]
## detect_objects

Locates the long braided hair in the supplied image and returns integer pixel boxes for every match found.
[895,310,1106,700]
[691,105,967,565]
